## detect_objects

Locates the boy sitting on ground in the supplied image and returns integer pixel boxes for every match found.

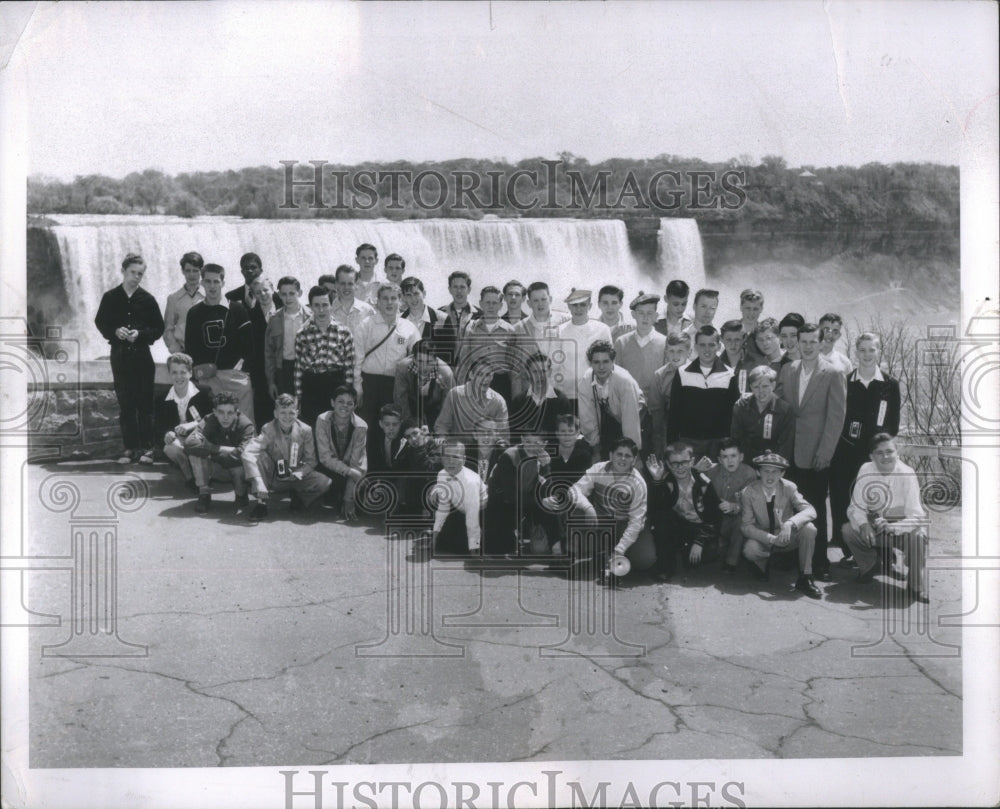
[242,394,332,524]
[704,438,758,572]
[431,439,487,555]
[646,442,722,581]
[315,385,368,520]
[156,352,214,493]
[176,390,254,513]
[740,451,821,599]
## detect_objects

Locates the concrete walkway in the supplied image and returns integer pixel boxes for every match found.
[27,462,962,767]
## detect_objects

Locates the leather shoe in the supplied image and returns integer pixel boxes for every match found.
[795,574,822,599]
[195,493,211,513]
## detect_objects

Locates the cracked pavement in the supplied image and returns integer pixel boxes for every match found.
[27,463,962,767]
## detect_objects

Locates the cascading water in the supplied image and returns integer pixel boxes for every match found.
[46,214,666,360]
[657,218,706,291]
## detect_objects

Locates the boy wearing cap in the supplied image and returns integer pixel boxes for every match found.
[654,280,692,338]
[553,289,613,407]
[740,452,821,598]
[242,394,332,523]
[598,286,634,342]
[614,292,666,451]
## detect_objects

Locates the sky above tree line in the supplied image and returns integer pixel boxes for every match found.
[3,1,997,180]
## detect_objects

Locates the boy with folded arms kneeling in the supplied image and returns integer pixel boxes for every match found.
[242,394,332,524]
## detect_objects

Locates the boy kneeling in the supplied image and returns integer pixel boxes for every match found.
[175,390,254,513]
[315,386,368,520]
[740,451,821,598]
[646,442,721,581]
[431,440,487,555]
[242,393,332,524]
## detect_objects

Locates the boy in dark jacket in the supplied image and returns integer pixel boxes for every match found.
[646,441,722,581]
[176,391,255,513]
[156,352,214,491]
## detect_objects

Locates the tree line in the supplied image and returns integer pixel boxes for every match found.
[28,155,958,254]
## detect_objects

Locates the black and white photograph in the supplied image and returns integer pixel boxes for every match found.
[1,2,997,807]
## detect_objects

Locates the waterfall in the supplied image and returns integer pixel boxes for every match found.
[657,218,706,291]
[45,214,653,360]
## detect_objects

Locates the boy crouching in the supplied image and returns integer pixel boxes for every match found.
[242,393,332,524]
[175,390,254,513]
[156,352,214,492]
[740,451,821,599]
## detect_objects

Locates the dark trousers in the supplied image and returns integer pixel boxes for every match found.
[435,510,476,556]
[278,360,296,396]
[299,370,347,429]
[829,441,867,550]
[110,347,155,451]
[361,372,397,428]
[652,516,717,578]
[787,464,831,572]
[251,369,273,430]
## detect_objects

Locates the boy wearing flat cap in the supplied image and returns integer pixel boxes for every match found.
[740,451,821,598]
[615,291,667,454]
[553,289,613,408]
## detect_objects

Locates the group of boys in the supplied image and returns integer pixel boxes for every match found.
[96,244,927,601]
